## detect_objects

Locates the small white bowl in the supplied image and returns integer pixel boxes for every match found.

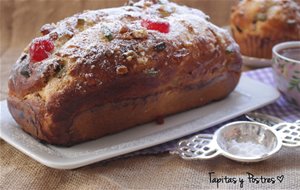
[242,55,272,68]
[272,41,300,108]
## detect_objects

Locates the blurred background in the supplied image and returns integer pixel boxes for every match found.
[0,0,240,54]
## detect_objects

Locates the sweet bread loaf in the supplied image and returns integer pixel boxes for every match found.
[7,0,242,146]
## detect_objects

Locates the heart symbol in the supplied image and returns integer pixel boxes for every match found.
[277,175,284,183]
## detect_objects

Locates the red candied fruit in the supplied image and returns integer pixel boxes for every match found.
[141,19,170,33]
[29,39,55,62]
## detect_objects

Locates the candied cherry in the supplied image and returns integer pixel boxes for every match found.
[29,38,55,62]
[141,19,170,33]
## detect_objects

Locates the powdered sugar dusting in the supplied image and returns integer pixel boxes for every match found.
[227,140,271,157]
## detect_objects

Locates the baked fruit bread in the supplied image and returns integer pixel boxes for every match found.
[7,0,242,146]
[231,0,300,59]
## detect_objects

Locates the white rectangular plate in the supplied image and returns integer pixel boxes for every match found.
[0,76,280,169]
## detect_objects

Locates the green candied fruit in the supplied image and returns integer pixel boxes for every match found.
[255,13,267,22]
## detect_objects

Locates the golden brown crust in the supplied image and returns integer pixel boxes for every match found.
[8,0,242,146]
[230,0,300,59]
[8,72,240,146]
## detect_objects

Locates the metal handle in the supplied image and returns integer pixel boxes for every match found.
[170,134,220,160]
[245,112,285,126]
[273,121,300,147]
[246,112,300,147]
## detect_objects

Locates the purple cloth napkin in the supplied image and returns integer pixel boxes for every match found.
[112,68,300,160]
